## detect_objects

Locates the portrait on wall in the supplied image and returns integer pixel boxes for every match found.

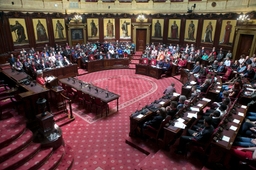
[9,18,29,45]
[32,18,48,42]
[168,19,181,40]
[184,19,198,42]
[120,18,131,39]
[104,18,115,39]
[87,18,99,39]
[219,20,237,45]
[71,28,83,40]
[52,18,66,41]
[152,19,164,39]
[201,20,217,43]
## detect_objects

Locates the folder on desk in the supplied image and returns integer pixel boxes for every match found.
[173,92,180,97]
[190,107,200,112]
[174,122,186,129]
[187,113,197,119]
[202,98,211,102]
[136,114,144,119]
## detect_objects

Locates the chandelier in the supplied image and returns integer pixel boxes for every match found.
[73,14,82,21]
[137,14,146,22]
[237,13,250,22]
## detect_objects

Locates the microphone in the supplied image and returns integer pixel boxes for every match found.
[136,102,141,113]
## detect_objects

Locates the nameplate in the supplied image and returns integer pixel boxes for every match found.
[190,107,200,112]
[241,105,247,109]
[222,135,230,142]
[197,103,203,107]
[238,112,244,117]
[233,119,240,124]
[230,125,237,131]
[202,98,211,102]
[217,86,221,89]
[215,90,220,93]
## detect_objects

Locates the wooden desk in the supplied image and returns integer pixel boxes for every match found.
[135,64,163,79]
[2,69,28,83]
[86,59,130,73]
[43,64,78,79]
[60,78,120,112]
[171,64,178,77]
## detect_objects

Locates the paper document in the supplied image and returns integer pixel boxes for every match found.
[233,119,240,124]
[230,125,238,131]
[241,105,247,109]
[174,122,186,129]
[217,86,221,89]
[159,101,165,105]
[190,107,200,112]
[202,98,211,102]
[216,90,220,93]
[173,92,180,97]
[197,103,203,107]
[217,82,220,85]
[187,113,197,119]
[238,112,244,117]
[222,136,230,142]
[136,114,144,119]
[177,118,185,123]
[186,86,192,89]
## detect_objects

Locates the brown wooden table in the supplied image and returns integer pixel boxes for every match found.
[2,69,28,83]
[135,64,163,79]
[60,78,120,111]
[43,64,78,79]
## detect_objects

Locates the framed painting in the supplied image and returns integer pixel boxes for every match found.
[219,20,237,46]
[184,19,198,42]
[201,20,217,43]
[9,18,29,45]
[152,19,164,39]
[168,19,181,40]
[32,18,49,43]
[104,18,115,39]
[52,18,66,41]
[87,18,99,39]
[120,18,131,39]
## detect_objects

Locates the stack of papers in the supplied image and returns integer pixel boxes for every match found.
[190,107,200,112]
[187,112,197,118]
[216,90,220,93]
[159,101,165,105]
[177,118,185,123]
[217,86,221,89]
[173,92,180,97]
[136,114,144,119]
[202,98,211,102]
[186,85,192,89]
[174,122,186,129]
[197,103,203,107]
[233,119,240,124]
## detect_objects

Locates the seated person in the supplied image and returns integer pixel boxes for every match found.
[240,121,256,138]
[237,62,247,74]
[177,57,187,68]
[216,61,225,74]
[211,60,219,72]
[230,146,256,162]
[201,53,209,61]
[246,112,256,122]
[204,103,228,118]
[163,83,176,95]
[243,64,255,79]
[177,95,187,110]
[198,74,211,92]
[162,59,171,73]
[224,57,231,67]
[175,117,214,154]
[142,107,166,131]
[193,111,221,130]
[190,61,201,74]
[166,101,178,118]
[231,60,239,70]
[55,56,64,67]
[13,58,23,71]
[234,136,256,147]
[36,71,46,86]
[63,56,72,66]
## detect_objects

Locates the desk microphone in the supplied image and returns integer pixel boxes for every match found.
[136,102,141,112]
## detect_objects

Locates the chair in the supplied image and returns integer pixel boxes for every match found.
[221,67,233,82]
[84,93,93,112]
[76,90,85,106]
[92,97,109,117]
[143,116,172,143]
[141,58,149,65]
[230,88,244,102]
[150,59,157,66]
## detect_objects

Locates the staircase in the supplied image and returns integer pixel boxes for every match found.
[129,51,142,69]
[0,111,74,170]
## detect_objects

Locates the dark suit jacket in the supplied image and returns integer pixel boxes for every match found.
[193,125,214,142]
[145,115,164,129]
[167,109,178,118]
[192,65,201,73]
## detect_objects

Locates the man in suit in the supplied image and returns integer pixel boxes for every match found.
[176,117,214,154]
[8,54,16,66]
[191,61,201,74]
[166,101,178,118]
[177,95,187,110]
[216,61,225,74]
[142,107,166,129]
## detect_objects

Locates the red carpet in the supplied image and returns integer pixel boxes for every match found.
[59,69,205,169]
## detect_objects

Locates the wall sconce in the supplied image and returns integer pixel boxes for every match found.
[237,13,253,24]
[137,14,146,22]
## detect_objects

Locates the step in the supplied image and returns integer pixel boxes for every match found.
[55,145,74,170]
[53,113,68,122]
[0,116,26,149]
[0,129,33,163]
[38,145,65,170]
[16,148,53,170]
[0,142,41,170]
[55,117,75,127]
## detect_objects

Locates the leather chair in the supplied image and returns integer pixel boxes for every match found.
[92,97,109,117]
[141,58,149,65]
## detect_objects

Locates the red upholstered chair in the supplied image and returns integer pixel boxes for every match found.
[89,54,95,61]
[141,58,149,65]
[221,67,233,82]
[150,59,157,66]
[92,97,109,117]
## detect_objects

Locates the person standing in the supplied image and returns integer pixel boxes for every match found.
[10,21,26,43]
[106,20,114,37]
[90,20,98,37]
[222,21,232,44]
[55,20,64,39]
[154,20,161,38]
[188,21,195,40]
[36,20,48,41]
[204,22,213,42]
[171,21,178,39]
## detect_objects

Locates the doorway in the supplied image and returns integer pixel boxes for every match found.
[136,29,147,52]
[236,34,254,60]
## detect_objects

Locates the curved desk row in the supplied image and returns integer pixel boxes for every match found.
[43,64,78,79]
[85,59,130,73]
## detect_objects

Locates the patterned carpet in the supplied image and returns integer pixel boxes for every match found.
[61,69,204,170]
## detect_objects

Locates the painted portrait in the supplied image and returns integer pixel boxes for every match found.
[152,19,164,39]
[120,18,131,39]
[87,18,99,39]
[104,18,115,39]
[32,18,48,42]
[201,20,217,43]
[168,19,181,40]
[219,20,237,45]
[9,18,29,45]
[52,18,66,41]
[184,19,198,42]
